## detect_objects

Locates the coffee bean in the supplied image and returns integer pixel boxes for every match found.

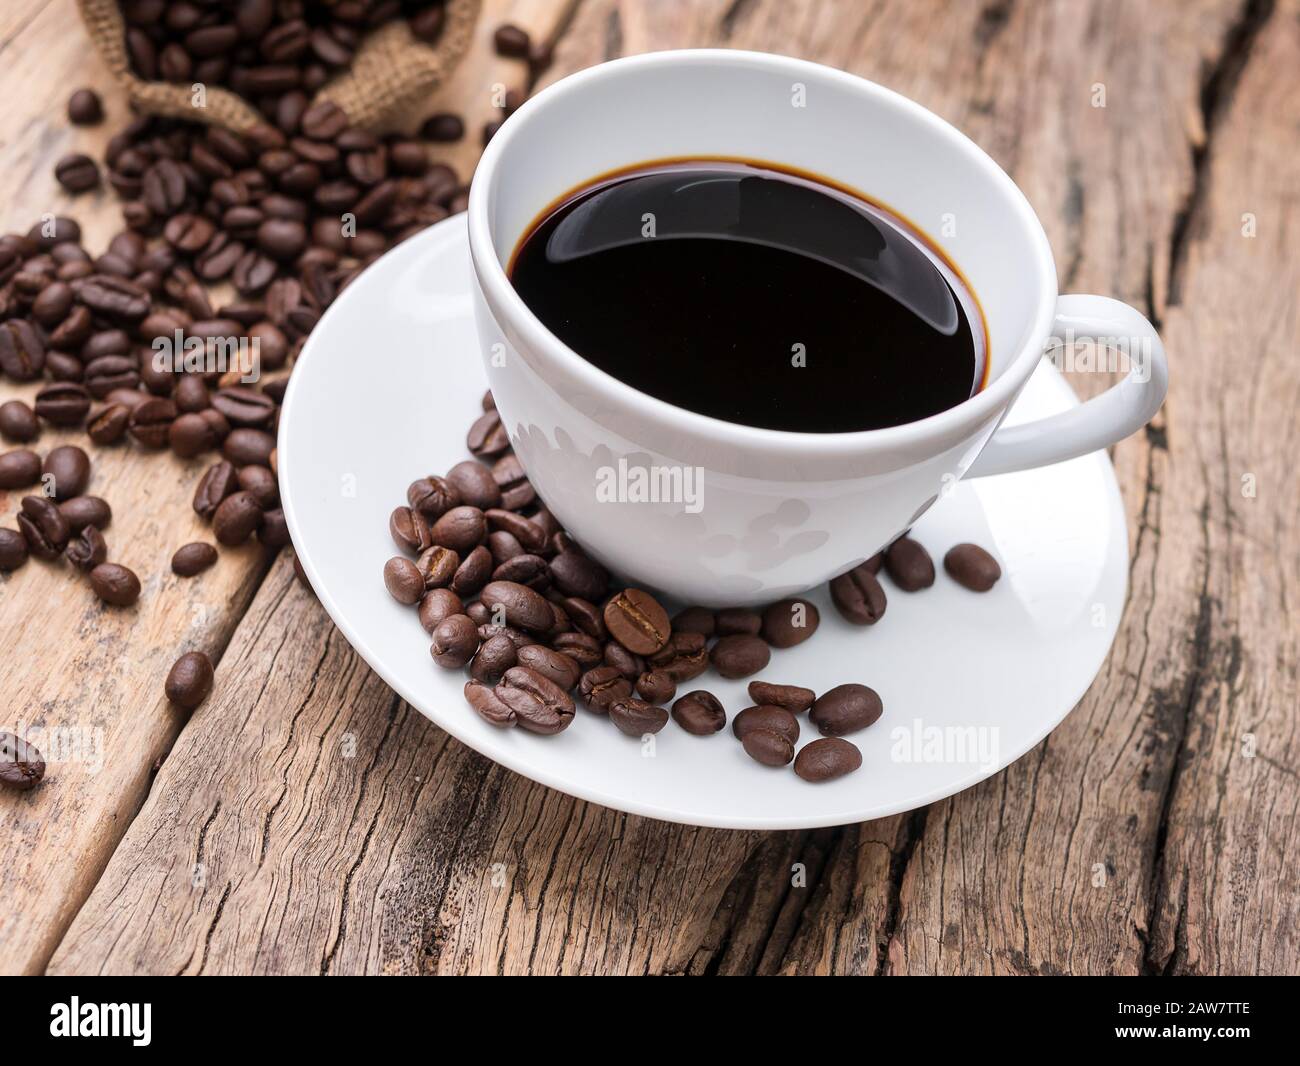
[493,24,531,58]
[636,670,677,705]
[466,410,509,458]
[747,681,815,716]
[0,528,29,571]
[463,679,518,728]
[429,505,486,553]
[0,401,38,443]
[64,524,108,571]
[55,153,101,193]
[884,536,935,591]
[794,738,862,782]
[59,495,111,532]
[416,545,458,589]
[476,622,537,650]
[492,553,551,590]
[603,641,644,681]
[128,397,177,448]
[609,697,669,737]
[517,644,582,691]
[560,597,606,640]
[32,281,74,326]
[830,563,888,625]
[603,588,670,655]
[810,684,883,737]
[479,579,553,634]
[710,634,770,679]
[35,383,91,427]
[167,412,216,457]
[487,530,524,565]
[576,665,630,714]
[715,608,761,636]
[212,490,263,545]
[666,690,725,736]
[193,460,238,519]
[0,449,41,489]
[390,506,431,554]
[943,543,1001,591]
[78,274,150,322]
[222,427,276,467]
[445,459,501,509]
[451,544,493,596]
[90,562,141,606]
[418,587,463,633]
[301,101,349,141]
[407,475,460,519]
[384,556,423,604]
[238,464,279,509]
[742,729,795,767]
[494,666,575,734]
[648,631,709,682]
[18,496,70,558]
[733,705,800,744]
[0,732,44,790]
[85,404,129,446]
[211,387,275,428]
[172,541,218,576]
[68,88,103,125]
[431,613,481,668]
[761,598,819,648]
[421,113,464,142]
[466,632,516,685]
[550,549,609,602]
[165,651,214,711]
[84,355,140,398]
[483,510,546,554]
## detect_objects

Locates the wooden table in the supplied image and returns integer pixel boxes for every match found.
[1,0,1296,976]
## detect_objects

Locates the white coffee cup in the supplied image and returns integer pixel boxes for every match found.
[467,50,1167,606]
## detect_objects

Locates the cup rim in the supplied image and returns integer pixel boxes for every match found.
[468,48,1058,457]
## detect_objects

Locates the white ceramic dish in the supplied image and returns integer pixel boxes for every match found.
[279,216,1127,830]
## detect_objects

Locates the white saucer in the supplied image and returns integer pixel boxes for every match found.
[279,216,1127,830]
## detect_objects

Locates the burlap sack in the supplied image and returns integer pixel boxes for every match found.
[76,0,480,135]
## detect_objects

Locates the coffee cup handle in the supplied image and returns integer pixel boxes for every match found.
[965,294,1168,478]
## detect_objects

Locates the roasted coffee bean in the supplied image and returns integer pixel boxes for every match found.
[165,651,214,711]
[384,556,424,604]
[943,543,1001,591]
[863,552,884,575]
[671,690,727,735]
[491,553,550,590]
[742,728,795,767]
[78,274,150,322]
[258,507,290,549]
[794,738,862,782]
[0,449,41,489]
[560,597,606,641]
[0,528,30,571]
[389,506,431,554]
[466,410,509,458]
[445,459,501,509]
[128,397,177,447]
[710,634,771,679]
[0,732,44,791]
[172,541,218,576]
[648,631,709,682]
[604,588,670,655]
[90,562,141,606]
[810,684,883,737]
[0,320,46,381]
[479,579,553,633]
[487,530,525,565]
[428,505,486,553]
[483,509,546,553]
[603,641,644,681]
[747,681,815,716]
[492,453,535,511]
[469,633,518,684]
[84,355,140,398]
[237,464,279,508]
[761,598,820,647]
[577,665,632,713]
[27,215,79,248]
[733,705,800,745]
[715,608,761,636]
[431,613,481,668]
[211,387,275,428]
[32,281,74,326]
[463,679,517,728]
[884,536,935,591]
[68,88,103,125]
[55,153,101,193]
[418,587,463,634]
[493,666,574,734]
[222,427,276,467]
[301,100,349,141]
[609,696,669,737]
[636,670,676,705]
[476,622,537,650]
[517,644,582,691]
[493,23,531,58]
[59,495,111,532]
[193,460,238,519]
[174,375,211,412]
[0,400,38,443]
[417,545,459,589]
[40,446,90,501]
[18,496,70,558]
[168,411,219,457]
[87,403,131,445]
[830,563,888,624]
[34,383,91,426]
[65,525,108,571]
[549,549,608,602]
[212,490,263,545]
[421,113,464,142]
[451,544,493,596]
[407,475,460,519]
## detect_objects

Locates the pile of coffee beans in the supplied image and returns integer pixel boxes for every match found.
[384,395,1002,784]
[119,1,452,125]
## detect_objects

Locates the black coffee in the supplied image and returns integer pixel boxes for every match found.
[509,160,984,433]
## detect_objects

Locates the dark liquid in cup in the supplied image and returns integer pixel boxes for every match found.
[508,160,984,434]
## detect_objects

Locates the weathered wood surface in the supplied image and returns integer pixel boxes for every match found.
[7,0,1297,975]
